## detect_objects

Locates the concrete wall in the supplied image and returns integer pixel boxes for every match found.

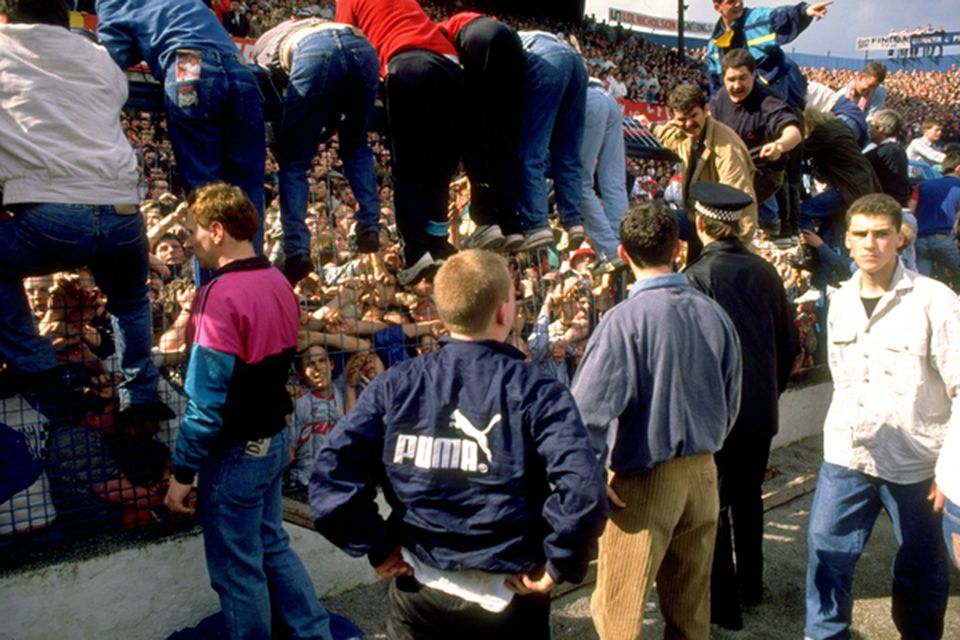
[0,371,832,640]
[773,368,831,450]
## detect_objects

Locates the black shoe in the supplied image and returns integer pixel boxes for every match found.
[591,257,629,276]
[428,239,458,262]
[759,221,782,238]
[117,401,175,437]
[355,227,380,253]
[711,611,744,631]
[282,253,314,285]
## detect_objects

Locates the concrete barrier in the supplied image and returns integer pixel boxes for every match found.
[773,366,831,450]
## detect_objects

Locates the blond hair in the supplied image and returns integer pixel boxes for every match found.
[434,250,511,334]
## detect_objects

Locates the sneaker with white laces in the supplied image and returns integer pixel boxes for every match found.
[501,234,525,252]
[461,224,504,251]
[519,228,555,251]
[398,252,441,286]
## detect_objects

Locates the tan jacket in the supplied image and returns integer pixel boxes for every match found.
[654,117,758,243]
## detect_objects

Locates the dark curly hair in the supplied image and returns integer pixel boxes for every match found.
[619,202,678,268]
[721,48,757,74]
[667,83,707,114]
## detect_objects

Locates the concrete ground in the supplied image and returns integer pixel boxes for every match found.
[323,436,960,639]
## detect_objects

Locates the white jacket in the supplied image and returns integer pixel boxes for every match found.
[824,263,960,485]
[905,136,946,165]
[0,24,138,205]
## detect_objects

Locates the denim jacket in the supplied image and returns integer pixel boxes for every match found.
[825,263,960,484]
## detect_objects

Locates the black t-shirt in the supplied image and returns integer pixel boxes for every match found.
[865,141,912,207]
[710,85,801,171]
[861,296,881,318]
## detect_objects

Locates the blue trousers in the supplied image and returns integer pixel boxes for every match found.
[277,28,381,258]
[200,431,333,639]
[164,49,265,250]
[578,84,627,260]
[517,34,586,233]
[944,498,960,570]
[915,235,960,285]
[805,462,949,640]
[0,204,159,410]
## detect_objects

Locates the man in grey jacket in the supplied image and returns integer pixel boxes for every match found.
[572,201,742,639]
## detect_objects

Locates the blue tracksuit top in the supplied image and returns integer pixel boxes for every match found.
[706,3,814,108]
[572,273,742,476]
[309,338,609,584]
[96,0,241,80]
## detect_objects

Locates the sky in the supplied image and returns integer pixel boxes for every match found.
[582,0,957,59]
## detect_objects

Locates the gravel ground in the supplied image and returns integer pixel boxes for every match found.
[322,436,960,639]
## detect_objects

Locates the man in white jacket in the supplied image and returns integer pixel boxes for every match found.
[804,193,958,640]
[0,0,169,429]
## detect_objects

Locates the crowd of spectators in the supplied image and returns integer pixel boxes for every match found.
[0,0,954,550]
[803,64,960,142]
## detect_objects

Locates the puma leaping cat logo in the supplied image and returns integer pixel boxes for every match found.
[450,409,501,463]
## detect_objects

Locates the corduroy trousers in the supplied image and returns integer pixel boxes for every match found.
[592,453,719,640]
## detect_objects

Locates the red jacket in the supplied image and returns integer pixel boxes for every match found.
[336,0,457,77]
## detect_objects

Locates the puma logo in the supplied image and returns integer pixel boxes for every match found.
[391,409,502,473]
[449,409,500,464]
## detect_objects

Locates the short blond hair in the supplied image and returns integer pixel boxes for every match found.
[434,250,511,334]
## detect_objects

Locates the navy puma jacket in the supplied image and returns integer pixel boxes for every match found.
[309,338,608,584]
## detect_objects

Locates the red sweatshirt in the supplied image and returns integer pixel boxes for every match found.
[335,0,457,77]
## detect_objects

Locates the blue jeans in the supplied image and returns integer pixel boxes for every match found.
[800,188,844,249]
[915,235,960,284]
[0,204,159,409]
[805,462,949,640]
[579,85,627,260]
[165,49,266,250]
[517,34,586,232]
[943,498,960,570]
[199,431,332,639]
[277,29,380,258]
[759,195,780,230]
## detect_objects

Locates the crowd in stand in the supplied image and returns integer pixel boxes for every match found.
[803,64,960,141]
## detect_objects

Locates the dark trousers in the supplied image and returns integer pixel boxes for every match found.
[456,17,527,234]
[386,576,550,640]
[384,50,464,264]
[710,425,774,625]
[776,140,804,236]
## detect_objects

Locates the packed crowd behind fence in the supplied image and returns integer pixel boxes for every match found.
[1,0,958,567]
